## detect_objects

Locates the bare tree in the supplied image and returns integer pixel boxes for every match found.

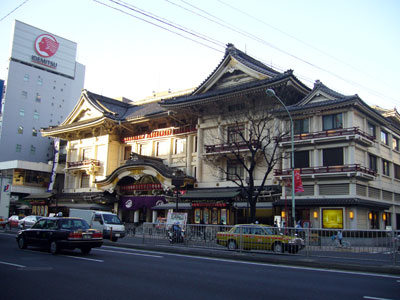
[203,97,288,223]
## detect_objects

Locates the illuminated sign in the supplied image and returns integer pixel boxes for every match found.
[322,208,343,229]
[123,125,197,143]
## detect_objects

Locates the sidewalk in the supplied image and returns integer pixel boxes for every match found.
[104,234,400,276]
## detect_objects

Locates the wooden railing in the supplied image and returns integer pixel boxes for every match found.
[204,140,260,154]
[274,164,377,177]
[278,127,375,143]
[66,159,100,168]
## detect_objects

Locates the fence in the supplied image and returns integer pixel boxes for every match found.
[136,223,400,265]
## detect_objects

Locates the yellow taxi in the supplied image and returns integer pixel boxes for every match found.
[216,224,304,253]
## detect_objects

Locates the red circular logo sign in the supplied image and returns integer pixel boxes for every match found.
[34,34,59,58]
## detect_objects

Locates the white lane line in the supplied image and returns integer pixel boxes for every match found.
[363,296,394,300]
[94,248,163,258]
[0,261,26,268]
[63,255,104,262]
[152,252,400,279]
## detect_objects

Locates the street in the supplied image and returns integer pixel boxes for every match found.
[1,232,399,300]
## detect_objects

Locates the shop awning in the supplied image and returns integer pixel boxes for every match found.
[50,203,110,210]
[273,198,391,209]
[180,188,241,200]
[24,192,54,200]
[234,202,273,209]
[152,202,192,210]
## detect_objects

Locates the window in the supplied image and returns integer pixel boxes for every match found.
[16,144,22,152]
[393,137,399,151]
[193,136,198,153]
[23,74,29,82]
[368,122,376,138]
[30,145,36,155]
[294,150,309,168]
[19,109,25,116]
[17,126,23,134]
[35,93,41,103]
[323,148,343,166]
[82,148,92,160]
[32,128,37,137]
[81,174,90,188]
[37,77,43,86]
[227,160,244,180]
[156,141,169,156]
[174,138,186,155]
[294,119,309,134]
[382,159,390,176]
[369,154,377,172]
[227,124,244,143]
[33,110,39,120]
[381,130,388,145]
[394,164,400,180]
[322,113,343,130]
[124,146,132,160]
[21,91,27,99]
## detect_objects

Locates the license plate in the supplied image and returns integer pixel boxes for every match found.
[115,234,120,237]
[83,234,91,239]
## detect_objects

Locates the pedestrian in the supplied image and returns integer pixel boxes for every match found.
[295,220,303,237]
[337,230,343,246]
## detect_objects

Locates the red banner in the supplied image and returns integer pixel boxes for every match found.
[294,169,304,193]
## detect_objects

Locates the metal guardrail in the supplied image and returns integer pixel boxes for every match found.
[138,223,400,265]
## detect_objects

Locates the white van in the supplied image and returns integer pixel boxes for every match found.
[69,209,125,241]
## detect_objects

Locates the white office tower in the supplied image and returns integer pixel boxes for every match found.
[0,20,85,163]
[0,21,85,218]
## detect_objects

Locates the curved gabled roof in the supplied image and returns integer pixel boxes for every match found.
[84,90,166,121]
[191,43,283,96]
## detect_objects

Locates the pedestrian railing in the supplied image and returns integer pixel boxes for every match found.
[140,223,400,265]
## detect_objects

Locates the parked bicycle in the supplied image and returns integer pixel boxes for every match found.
[331,231,351,248]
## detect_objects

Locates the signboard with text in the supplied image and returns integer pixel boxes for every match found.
[11,20,77,78]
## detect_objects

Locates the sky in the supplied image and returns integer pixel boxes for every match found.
[0,0,399,109]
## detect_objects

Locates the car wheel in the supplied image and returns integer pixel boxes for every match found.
[227,240,237,251]
[80,247,91,255]
[17,236,27,249]
[111,237,118,242]
[273,242,284,253]
[50,241,59,255]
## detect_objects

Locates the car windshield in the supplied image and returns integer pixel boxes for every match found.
[59,219,90,230]
[103,214,122,225]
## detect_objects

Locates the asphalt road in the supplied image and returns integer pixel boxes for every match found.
[1,232,399,300]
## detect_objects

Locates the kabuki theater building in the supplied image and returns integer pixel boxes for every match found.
[41,44,400,230]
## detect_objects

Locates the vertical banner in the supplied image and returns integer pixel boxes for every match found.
[47,138,60,192]
[294,169,304,193]
[0,177,12,218]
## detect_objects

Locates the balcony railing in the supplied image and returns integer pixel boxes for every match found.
[274,164,377,179]
[204,140,260,154]
[278,127,375,146]
[66,159,100,168]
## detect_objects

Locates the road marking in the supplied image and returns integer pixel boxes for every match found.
[63,255,104,262]
[156,252,400,279]
[0,261,26,268]
[363,296,394,300]
[95,248,163,258]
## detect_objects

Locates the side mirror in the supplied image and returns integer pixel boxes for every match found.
[99,220,103,225]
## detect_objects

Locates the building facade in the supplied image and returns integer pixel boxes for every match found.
[41,44,400,230]
[0,20,85,217]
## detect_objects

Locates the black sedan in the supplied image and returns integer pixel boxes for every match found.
[16,217,103,254]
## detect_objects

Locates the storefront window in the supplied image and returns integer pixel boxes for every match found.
[194,209,201,224]
[322,208,343,229]
[220,209,227,225]
[203,208,209,224]
[212,208,218,224]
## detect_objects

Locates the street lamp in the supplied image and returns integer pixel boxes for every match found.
[266,88,296,227]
